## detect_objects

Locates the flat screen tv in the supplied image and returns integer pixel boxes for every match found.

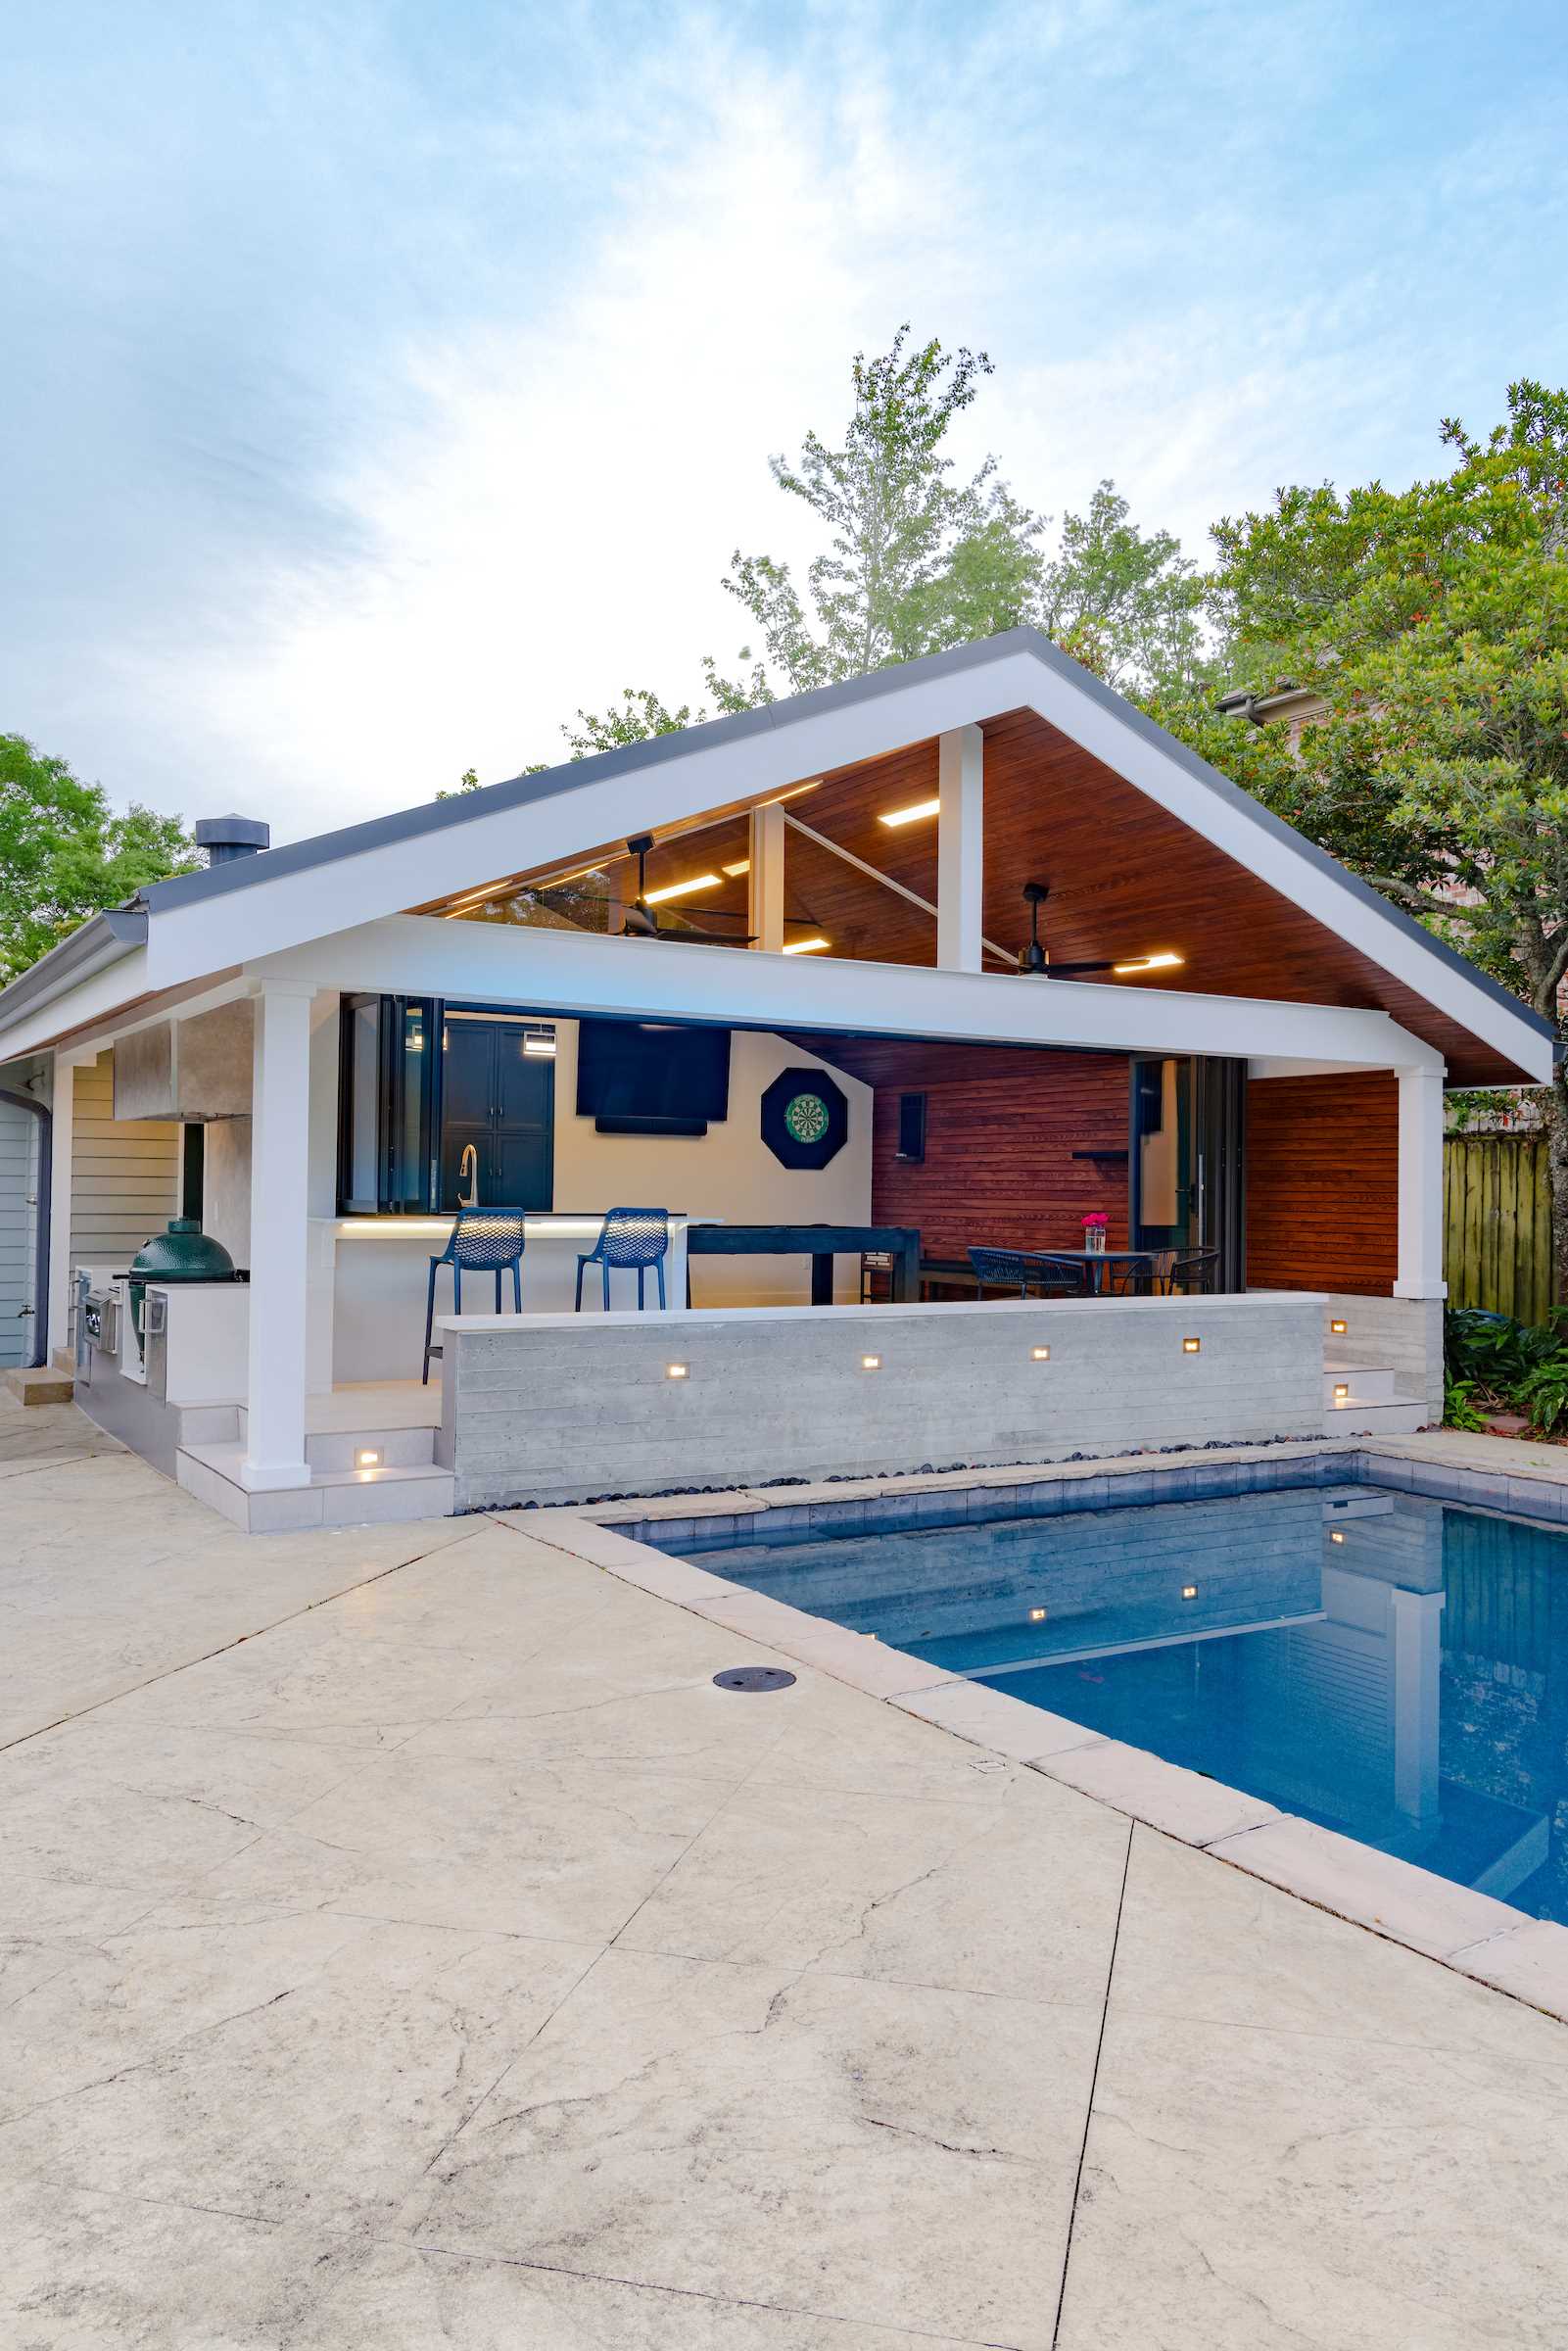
[575,1020,731,1133]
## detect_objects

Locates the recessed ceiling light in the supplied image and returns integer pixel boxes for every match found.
[644,872,722,905]
[1113,951,1184,975]
[879,796,941,829]
[782,936,830,955]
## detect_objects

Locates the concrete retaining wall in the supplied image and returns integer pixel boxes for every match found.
[440,1291,1329,1511]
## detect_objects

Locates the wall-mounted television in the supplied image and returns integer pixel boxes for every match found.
[575,1019,732,1135]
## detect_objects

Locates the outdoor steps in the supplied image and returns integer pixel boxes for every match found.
[176,1418,452,1533]
[1321,1362,1427,1436]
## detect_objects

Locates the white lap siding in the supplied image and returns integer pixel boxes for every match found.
[70,1053,179,1273]
[0,1095,40,1367]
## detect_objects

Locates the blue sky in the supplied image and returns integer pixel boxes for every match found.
[5,0,1566,841]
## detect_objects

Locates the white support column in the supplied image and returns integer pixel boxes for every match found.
[1394,1065,1448,1299]
[747,802,785,954]
[240,980,315,1490]
[936,724,984,972]
[46,1053,76,1364]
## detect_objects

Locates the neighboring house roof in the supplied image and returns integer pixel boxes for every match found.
[0,628,1553,1078]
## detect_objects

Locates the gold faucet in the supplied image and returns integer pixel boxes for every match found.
[457,1144,480,1208]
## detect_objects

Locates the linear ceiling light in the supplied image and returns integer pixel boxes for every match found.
[879,796,941,829]
[644,872,722,905]
[722,859,751,878]
[1112,951,1184,975]
[782,936,830,955]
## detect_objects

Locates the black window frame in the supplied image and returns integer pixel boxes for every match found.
[337,993,440,1214]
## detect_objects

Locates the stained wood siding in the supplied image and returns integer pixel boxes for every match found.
[70,1054,179,1271]
[1245,1073,1398,1296]
[802,1037,1131,1258]
[0,1097,40,1368]
[1444,1134,1558,1323]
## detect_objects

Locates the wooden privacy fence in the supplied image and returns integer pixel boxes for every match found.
[1444,1134,1558,1323]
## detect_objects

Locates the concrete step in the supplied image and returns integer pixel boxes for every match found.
[1322,1365,1403,1404]
[1320,1397,1428,1436]
[176,1442,453,1533]
[3,1366,74,1407]
[232,1411,440,1471]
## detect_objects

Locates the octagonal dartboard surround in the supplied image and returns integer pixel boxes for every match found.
[760,1066,850,1170]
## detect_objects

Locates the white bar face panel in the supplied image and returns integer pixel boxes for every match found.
[1394,1066,1448,1300]
[241,983,315,1489]
[936,725,984,973]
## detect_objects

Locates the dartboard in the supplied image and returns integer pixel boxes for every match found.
[784,1090,830,1144]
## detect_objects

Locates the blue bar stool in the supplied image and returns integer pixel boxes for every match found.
[423,1208,526,1383]
[575,1207,670,1312]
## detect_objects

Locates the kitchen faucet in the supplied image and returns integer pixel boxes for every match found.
[457,1144,480,1208]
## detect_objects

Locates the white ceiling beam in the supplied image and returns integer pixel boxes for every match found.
[250,913,1445,1074]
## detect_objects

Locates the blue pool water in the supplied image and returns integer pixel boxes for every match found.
[692,1484,1568,1925]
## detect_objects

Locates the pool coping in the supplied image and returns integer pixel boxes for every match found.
[510,1434,1568,2030]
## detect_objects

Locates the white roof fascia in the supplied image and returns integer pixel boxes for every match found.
[142,648,1050,990]
[0,944,154,1063]
[251,913,1445,1074]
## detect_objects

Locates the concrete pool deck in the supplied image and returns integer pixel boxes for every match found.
[3,1395,1568,2346]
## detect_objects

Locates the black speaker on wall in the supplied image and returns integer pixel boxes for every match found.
[895,1092,927,1163]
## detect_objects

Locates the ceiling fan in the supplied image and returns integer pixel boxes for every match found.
[1015,880,1122,979]
[620,835,754,946]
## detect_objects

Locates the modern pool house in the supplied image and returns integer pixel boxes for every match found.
[0,628,1553,1529]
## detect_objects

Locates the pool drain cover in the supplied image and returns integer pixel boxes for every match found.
[713,1666,796,1693]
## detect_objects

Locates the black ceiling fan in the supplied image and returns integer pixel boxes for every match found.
[1015,880,1120,979]
[620,835,754,946]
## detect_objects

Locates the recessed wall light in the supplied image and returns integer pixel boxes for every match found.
[782,936,830,955]
[1333,1382,1350,1402]
[1181,1584,1199,1600]
[1030,1345,1051,1362]
[1330,1319,1348,1335]
[645,872,721,905]
[879,796,941,828]
[1028,1607,1048,1622]
[1330,1529,1346,1545]
[1112,950,1184,975]
[356,1448,382,1469]
[665,1363,689,1380]
[860,1354,882,1370]
[1182,1336,1201,1354]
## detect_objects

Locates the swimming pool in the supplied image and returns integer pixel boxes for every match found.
[687,1482,1568,1926]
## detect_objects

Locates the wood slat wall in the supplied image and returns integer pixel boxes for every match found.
[1444,1134,1558,1323]
[800,1036,1130,1258]
[71,1054,180,1271]
[1245,1073,1399,1296]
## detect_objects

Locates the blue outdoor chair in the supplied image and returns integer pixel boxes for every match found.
[423,1208,526,1383]
[575,1207,670,1312]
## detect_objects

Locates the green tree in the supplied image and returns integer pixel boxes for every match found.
[1185,382,1568,1303]
[569,327,1202,749]
[0,735,197,985]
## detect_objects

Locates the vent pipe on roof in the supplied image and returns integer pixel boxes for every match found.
[194,815,270,866]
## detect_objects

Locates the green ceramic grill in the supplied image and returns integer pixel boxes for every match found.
[127,1218,238,1344]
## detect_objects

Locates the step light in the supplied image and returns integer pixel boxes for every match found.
[1182,1336,1201,1354]
[1031,1345,1051,1362]
[1333,1382,1350,1403]
[860,1354,882,1370]
[356,1448,382,1470]
[1181,1584,1199,1600]
[665,1362,689,1380]
[1330,1318,1348,1334]
[1330,1529,1347,1545]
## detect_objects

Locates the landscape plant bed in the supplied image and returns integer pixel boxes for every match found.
[1445,1305,1568,1442]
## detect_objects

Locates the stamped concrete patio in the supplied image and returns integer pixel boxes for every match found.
[3,1395,1567,2348]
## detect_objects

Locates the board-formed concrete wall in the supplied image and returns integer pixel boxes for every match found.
[439,1292,1328,1510]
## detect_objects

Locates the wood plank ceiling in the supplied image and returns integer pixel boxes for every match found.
[417,707,1527,1082]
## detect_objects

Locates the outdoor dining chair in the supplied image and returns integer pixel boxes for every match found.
[575,1207,671,1312]
[967,1247,1087,1299]
[422,1207,527,1384]
[1168,1246,1221,1295]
